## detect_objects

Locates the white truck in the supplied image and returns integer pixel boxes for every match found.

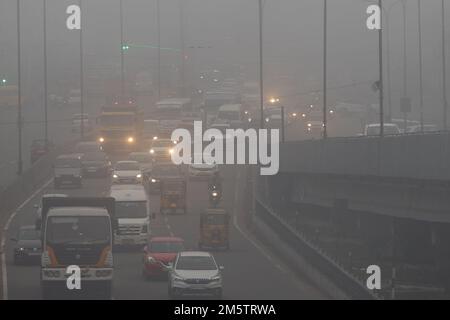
[108,184,151,246]
[39,197,117,299]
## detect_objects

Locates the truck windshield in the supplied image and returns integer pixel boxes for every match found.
[101,115,134,126]
[46,216,110,245]
[218,111,240,121]
[116,201,147,219]
[55,158,81,168]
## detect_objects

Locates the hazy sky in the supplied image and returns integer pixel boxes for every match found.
[0,0,449,123]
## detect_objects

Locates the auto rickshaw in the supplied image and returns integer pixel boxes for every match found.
[198,208,230,250]
[160,179,187,214]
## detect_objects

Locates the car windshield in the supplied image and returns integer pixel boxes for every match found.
[75,143,100,153]
[19,229,40,240]
[130,153,152,163]
[176,256,217,270]
[83,152,106,161]
[218,111,240,121]
[153,165,179,176]
[55,158,81,168]
[115,162,140,170]
[367,125,399,136]
[46,216,110,244]
[116,201,147,219]
[100,115,134,126]
[203,214,227,225]
[150,241,184,253]
[153,140,174,148]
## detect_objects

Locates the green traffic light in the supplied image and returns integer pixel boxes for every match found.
[122,45,130,51]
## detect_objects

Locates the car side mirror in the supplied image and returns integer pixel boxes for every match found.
[219,266,224,271]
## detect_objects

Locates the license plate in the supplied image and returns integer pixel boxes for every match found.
[122,239,134,245]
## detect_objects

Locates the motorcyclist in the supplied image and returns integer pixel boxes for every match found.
[208,171,222,193]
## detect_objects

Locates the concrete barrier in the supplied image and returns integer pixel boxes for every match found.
[280,132,450,181]
[254,196,379,300]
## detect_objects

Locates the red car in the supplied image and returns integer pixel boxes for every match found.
[142,237,184,279]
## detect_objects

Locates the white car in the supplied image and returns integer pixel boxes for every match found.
[188,162,219,179]
[168,251,223,299]
[112,161,143,184]
[364,123,401,136]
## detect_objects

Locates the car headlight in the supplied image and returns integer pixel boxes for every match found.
[153,136,158,140]
[99,137,105,143]
[136,174,142,178]
[265,117,270,122]
[127,137,134,143]
[211,276,221,282]
[212,192,218,197]
[18,247,25,251]
[147,256,156,263]
[307,123,312,127]
[151,178,156,183]
[113,174,118,178]
[150,149,155,154]
[173,275,185,283]
[169,149,174,154]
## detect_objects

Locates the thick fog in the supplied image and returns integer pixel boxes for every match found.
[0,0,448,124]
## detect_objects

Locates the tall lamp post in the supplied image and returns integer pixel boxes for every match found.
[156,0,161,100]
[378,0,384,136]
[17,0,23,175]
[79,0,84,140]
[442,0,447,130]
[120,0,125,96]
[323,0,328,139]
[43,0,48,145]
[258,0,264,130]
[418,0,424,132]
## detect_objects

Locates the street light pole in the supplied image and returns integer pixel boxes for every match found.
[418,0,424,132]
[79,0,84,140]
[120,0,125,96]
[156,0,161,100]
[43,0,48,145]
[180,0,186,97]
[379,0,384,137]
[258,0,264,130]
[442,0,448,130]
[17,0,23,175]
[402,0,407,131]
[323,0,328,139]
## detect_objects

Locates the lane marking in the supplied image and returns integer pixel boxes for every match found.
[1,178,53,300]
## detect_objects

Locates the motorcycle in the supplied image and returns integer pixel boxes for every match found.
[209,184,222,208]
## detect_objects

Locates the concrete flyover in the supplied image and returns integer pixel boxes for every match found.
[257,131,450,297]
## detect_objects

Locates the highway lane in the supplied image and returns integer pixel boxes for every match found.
[4,160,325,300]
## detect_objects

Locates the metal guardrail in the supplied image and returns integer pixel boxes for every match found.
[255,196,379,300]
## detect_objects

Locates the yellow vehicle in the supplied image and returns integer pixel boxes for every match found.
[0,85,21,108]
[198,208,230,250]
[160,179,187,215]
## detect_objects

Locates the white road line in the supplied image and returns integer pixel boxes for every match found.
[1,178,53,300]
